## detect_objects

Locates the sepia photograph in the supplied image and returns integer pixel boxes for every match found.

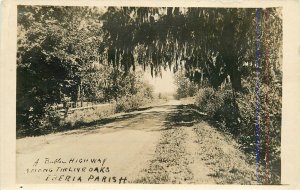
[1,0,300,189]
[14,5,285,185]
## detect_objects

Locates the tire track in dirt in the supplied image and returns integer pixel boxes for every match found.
[184,127,216,184]
[133,127,193,183]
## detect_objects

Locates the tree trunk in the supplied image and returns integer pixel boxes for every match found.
[224,56,242,92]
[229,71,242,92]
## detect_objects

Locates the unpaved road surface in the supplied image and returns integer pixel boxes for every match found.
[17,100,257,184]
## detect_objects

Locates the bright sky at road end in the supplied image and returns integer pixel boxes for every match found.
[143,68,176,95]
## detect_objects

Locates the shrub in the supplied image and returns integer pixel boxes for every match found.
[194,82,281,184]
[174,69,198,99]
[116,93,146,112]
[235,82,281,184]
[115,80,154,112]
[194,87,225,117]
[158,93,169,101]
[43,108,62,132]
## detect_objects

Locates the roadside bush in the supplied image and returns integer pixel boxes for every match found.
[158,93,169,101]
[43,108,62,132]
[116,93,146,112]
[218,93,241,134]
[194,82,281,184]
[174,69,198,99]
[194,87,225,117]
[235,81,281,184]
[115,79,154,112]
[17,105,62,137]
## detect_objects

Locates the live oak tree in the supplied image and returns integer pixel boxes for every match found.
[101,7,282,92]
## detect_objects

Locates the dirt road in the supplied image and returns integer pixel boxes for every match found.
[17,100,257,184]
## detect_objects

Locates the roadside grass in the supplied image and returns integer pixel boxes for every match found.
[193,122,257,184]
[64,103,117,127]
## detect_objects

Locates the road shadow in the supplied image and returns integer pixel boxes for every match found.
[163,104,206,129]
[60,107,173,136]
[59,111,145,136]
[131,106,153,112]
[61,103,197,136]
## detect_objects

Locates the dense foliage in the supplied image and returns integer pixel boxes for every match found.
[17,6,154,136]
[194,78,282,184]
[101,8,281,91]
[173,69,199,99]
[17,6,102,135]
